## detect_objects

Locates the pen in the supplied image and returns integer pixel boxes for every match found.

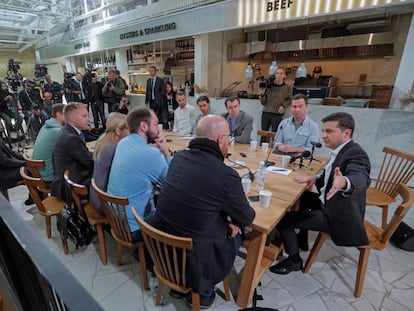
[271,168,287,172]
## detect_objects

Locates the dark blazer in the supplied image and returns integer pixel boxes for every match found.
[145,76,164,111]
[51,124,93,200]
[221,111,254,144]
[317,140,371,246]
[151,138,255,294]
[0,139,24,188]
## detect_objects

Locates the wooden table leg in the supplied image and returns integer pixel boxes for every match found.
[236,231,267,308]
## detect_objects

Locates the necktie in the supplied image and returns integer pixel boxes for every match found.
[79,132,85,143]
[151,78,155,100]
[319,151,336,204]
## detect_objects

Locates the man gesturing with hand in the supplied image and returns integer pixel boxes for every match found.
[270,112,371,275]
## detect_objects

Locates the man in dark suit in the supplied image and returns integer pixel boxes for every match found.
[51,102,93,201]
[270,112,371,274]
[145,66,164,124]
[151,114,255,308]
[221,96,253,144]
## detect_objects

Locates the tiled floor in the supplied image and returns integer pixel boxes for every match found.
[7,184,414,311]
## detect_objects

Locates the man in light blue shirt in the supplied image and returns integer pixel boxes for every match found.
[274,93,320,153]
[108,107,172,241]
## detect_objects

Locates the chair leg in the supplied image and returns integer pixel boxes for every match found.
[137,243,149,290]
[116,243,123,265]
[381,205,389,229]
[223,276,230,301]
[61,234,69,255]
[155,281,164,305]
[355,247,371,298]
[303,232,329,273]
[45,215,52,238]
[96,224,107,265]
[191,292,200,311]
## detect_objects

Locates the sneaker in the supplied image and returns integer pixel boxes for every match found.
[24,196,34,206]
[169,289,189,300]
[186,292,216,309]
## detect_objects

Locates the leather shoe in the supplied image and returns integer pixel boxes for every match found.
[169,289,189,300]
[186,292,215,309]
[269,257,303,275]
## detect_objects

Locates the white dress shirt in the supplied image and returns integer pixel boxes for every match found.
[173,103,196,134]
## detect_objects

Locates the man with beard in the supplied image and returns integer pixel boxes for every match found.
[107,107,171,242]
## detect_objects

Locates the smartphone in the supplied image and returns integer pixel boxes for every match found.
[248,195,260,202]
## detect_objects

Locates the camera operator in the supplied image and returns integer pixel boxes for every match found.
[102,70,126,113]
[86,72,105,129]
[43,74,62,103]
[62,72,81,103]
[19,79,43,120]
[259,68,292,143]
[0,81,16,127]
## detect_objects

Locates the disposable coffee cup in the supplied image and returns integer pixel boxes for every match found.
[241,178,251,193]
[259,190,272,208]
[158,124,163,131]
[281,155,291,168]
[250,140,257,150]
[261,142,269,152]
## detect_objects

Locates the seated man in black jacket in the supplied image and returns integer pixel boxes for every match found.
[151,114,255,308]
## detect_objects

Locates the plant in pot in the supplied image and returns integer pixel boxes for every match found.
[399,90,414,111]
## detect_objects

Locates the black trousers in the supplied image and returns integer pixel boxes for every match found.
[261,112,283,144]
[276,191,329,256]
[90,100,106,129]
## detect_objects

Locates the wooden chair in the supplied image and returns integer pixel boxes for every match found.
[23,154,51,196]
[257,130,276,144]
[91,179,149,290]
[303,184,414,298]
[367,147,414,228]
[64,170,108,263]
[133,208,230,311]
[19,166,67,240]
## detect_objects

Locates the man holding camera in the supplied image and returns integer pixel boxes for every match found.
[87,73,105,129]
[43,74,62,103]
[62,73,81,103]
[102,70,126,113]
[259,68,292,139]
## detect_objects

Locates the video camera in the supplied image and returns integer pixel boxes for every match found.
[257,75,276,89]
[8,58,21,74]
[63,72,76,91]
[34,64,48,78]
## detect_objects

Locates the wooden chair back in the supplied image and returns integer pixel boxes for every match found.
[373,147,414,199]
[257,130,276,143]
[20,166,48,215]
[63,170,87,210]
[92,179,133,244]
[375,183,414,246]
[133,208,193,291]
[23,154,50,195]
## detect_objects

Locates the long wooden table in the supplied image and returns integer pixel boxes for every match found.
[163,132,326,307]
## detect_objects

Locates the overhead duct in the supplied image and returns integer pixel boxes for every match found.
[229,32,395,59]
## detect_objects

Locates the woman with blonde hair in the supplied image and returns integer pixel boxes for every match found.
[89,112,129,212]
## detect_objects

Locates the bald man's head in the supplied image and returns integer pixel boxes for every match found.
[196,115,230,157]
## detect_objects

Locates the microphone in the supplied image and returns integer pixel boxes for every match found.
[309,141,322,164]
[290,150,311,163]
[311,141,322,148]
[263,135,276,167]
[296,151,311,168]
[272,125,283,154]
[226,154,255,182]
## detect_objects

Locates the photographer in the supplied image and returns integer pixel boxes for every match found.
[86,73,105,129]
[259,68,292,142]
[0,82,16,128]
[18,79,43,120]
[43,74,62,103]
[102,70,126,113]
[62,72,81,103]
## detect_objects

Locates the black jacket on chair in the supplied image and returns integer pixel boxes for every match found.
[51,124,93,201]
[0,140,24,188]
